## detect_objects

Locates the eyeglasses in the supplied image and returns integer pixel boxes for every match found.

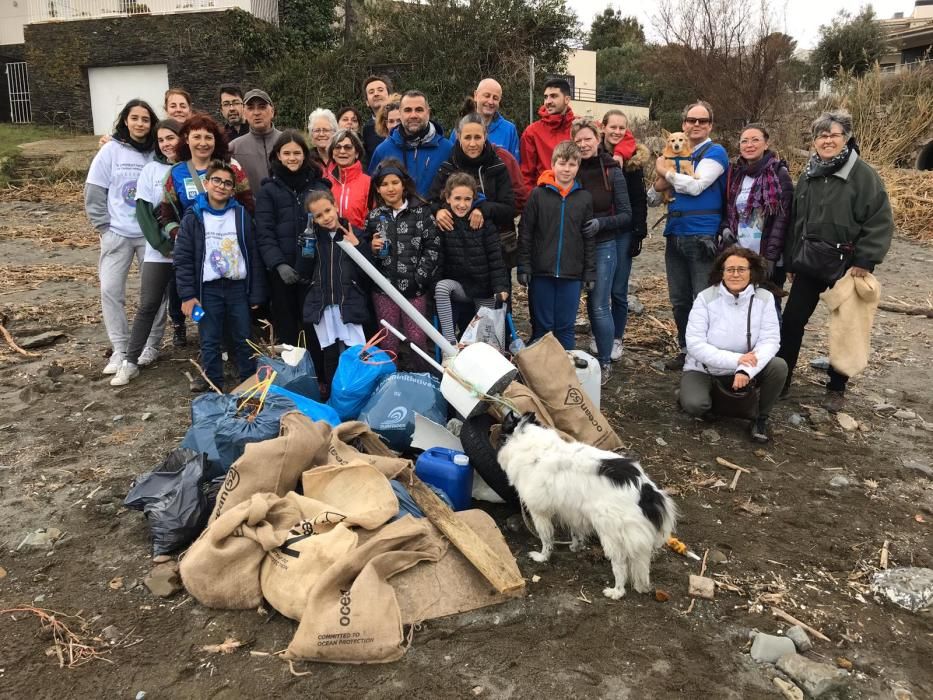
[739,137,764,145]
[333,143,355,152]
[311,128,334,135]
[724,266,750,275]
[684,117,711,125]
[816,132,845,142]
[221,100,243,108]
[208,176,235,189]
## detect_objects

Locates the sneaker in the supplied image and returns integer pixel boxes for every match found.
[749,416,770,443]
[589,338,598,355]
[600,363,612,386]
[664,352,686,371]
[103,351,125,375]
[610,338,624,362]
[172,323,187,348]
[110,361,139,386]
[137,346,160,366]
[189,375,210,393]
[821,389,846,414]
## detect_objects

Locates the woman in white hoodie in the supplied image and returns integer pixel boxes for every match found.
[679,246,787,443]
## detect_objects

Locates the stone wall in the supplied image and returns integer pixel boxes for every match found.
[24,10,275,130]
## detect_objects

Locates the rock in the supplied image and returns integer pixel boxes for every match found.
[655,437,668,447]
[809,356,830,370]
[18,331,66,349]
[708,549,728,565]
[650,360,666,372]
[829,475,850,488]
[46,362,65,378]
[151,554,173,564]
[750,632,796,663]
[471,686,484,696]
[893,409,917,420]
[836,413,858,432]
[144,562,182,598]
[772,677,804,700]
[0,566,6,578]
[835,657,853,670]
[33,593,46,603]
[805,406,832,427]
[789,413,805,426]
[112,415,124,422]
[777,653,849,698]
[688,574,715,600]
[141,412,153,421]
[504,513,524,534]
[784,625,812,652]
[17,527,63,551]
[136,692,147,700]
[701,429,720,443]
[902,460,933,478]
[870,567,933,612]
[101,625,121,642]
[628,296,645,315]
[872,402,897,413]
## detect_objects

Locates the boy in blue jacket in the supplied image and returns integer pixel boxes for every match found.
[175,160,268,391]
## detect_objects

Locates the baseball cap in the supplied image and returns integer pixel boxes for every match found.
[243,89,272,105]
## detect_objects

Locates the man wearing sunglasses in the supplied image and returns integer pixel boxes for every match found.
[651,100,730,370]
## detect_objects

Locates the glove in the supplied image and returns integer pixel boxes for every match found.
[517,272,529,287]
[719,227,737,248]
[582,219,600,237]
[765,259,775,278]
[629,237,644,258]
[277,264,300,285]
[584,280,595,292]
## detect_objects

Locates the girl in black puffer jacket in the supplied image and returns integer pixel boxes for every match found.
[434,173,509,344]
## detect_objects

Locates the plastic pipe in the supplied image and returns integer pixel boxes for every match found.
[337,239,458,358]
[380,319,445,375]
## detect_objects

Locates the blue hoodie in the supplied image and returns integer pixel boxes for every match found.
[368,122,453,197]
[486,113,521,163]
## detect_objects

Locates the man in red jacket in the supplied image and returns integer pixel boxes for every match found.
[520,79,576,192]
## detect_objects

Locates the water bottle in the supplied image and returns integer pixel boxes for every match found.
[378,236,391,258]
[301,223,317,258]
[191,304,205,323]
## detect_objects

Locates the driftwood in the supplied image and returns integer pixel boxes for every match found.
[0,319,40,357]
[878,302,933,318]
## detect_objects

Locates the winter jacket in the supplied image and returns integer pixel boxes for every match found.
[327,160,371,229]
[223,121,249,146]
[362,116,383,157]
[519,105,575,191]
[665,140,729,236]
[230,127,283,191]
[158,160,253,238]
[820,272,881,378]
[427,141,516,231]
[623,143,649,240]
[724,150,794,262]
[486,112,521,163]
[254,165,332,270]
[365,202,442,298]
[301,221,372,326]
[575,150,632,245]
[498,147,529,213]
[684,283,779,380]
[785,150,893,272]
[174,194,268,307]
[518,171,595,282]
[439,211,509,299]
[368,121,453,197]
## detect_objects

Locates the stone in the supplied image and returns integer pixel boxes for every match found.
[872,402,897,413]
[772,677,804,700]
[151,554,172,564]
[144,562,182,598]
[836,413,858,432]
[893,409,917,420]
[141,412,154,421]
[688,574,715,600]
[789,413,805,426]
[628,296,645,315]
[17,527,63,551]
[805,406,832,427]
[0,566,6,578]
[18,331,66,349]
[829,475,850,488]
[504,513,524,534]
[112,415,124,422]
[870,567,933,612]
[701,429,720,443]
[708,549,728,565]
[33,594,46,603]
[46,362,65,378]
[784,625,812,652]
[777,653,849,698]
[902,460,933,478]
[101,625,122,642]
[655,437,668,447]
[750,633,796,663]
[809,356,831,370]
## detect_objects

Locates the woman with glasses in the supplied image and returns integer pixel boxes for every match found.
[255,130,332,349]
[307,108,338,170]
[326,129,371,228]
[777,109,893,413]
[680,246,787,443]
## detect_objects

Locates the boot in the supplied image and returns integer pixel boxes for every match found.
[172,322,187,348]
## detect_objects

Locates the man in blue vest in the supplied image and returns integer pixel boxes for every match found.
[652,100,729,370]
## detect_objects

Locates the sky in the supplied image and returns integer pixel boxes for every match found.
[568,0,913,49]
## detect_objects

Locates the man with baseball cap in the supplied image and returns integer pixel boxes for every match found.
[229,88,282,189]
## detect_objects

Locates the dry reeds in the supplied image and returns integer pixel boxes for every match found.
[878,167,933,242]
[0,264,98,291]
[0,180,84,204]
[1,607,111,668]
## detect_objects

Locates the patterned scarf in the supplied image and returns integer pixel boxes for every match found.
[805,145,851,179]
[726,150,786,233]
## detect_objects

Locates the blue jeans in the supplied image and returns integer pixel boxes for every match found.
[530,276,583,350]
[199,279,256,389]
[587,234,633,364]
[665,234,717,350]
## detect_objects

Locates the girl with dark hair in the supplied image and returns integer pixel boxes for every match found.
[84,98,160,375]
[365,158,441,363]
[679,245,787,443]
[327,129,371,228]
[254,129,332,349]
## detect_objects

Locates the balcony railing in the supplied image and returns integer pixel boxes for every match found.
[573,86,650,108]
[27,0,278,25]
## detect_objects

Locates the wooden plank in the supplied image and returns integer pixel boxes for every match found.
[716,457,751,474]
[771,606,831,643]
[407,475,526,594]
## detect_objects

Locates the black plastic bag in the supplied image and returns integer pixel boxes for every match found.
[357,372,447,453]
[214,393,297,471]
[124,448,209,556]
[180,393,234,478]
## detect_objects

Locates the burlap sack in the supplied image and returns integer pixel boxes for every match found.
[180,493,304,609]
[285,516,447,664]
[493,381,573,443]
[319,421,411,478]
[299,462,399,532]
[210,413,331,523]
[513,333,622,450]
[259,521,359,621]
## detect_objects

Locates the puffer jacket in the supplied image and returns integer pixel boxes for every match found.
[518,171,595,281]
[623,143,650,240]
[365,202,442,298]
[327,160,371,229]
[684,283,779,379]
[300,220,372,326]
[367,121,453,197]
[575,149,632,245]
[439,211,509,299]
[254,163,332,270]
[724,150,794,262]
[427,141,516,231]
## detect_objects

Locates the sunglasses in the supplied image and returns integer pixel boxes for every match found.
[332,143,356,152]
[684,117,711,125]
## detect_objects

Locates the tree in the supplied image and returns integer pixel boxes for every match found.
[812,6,889,78]
[586,7,645,51]
[278,0,338,49]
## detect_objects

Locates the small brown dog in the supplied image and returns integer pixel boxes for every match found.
[658,130,696,203]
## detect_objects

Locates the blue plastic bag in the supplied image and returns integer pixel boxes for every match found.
[267,384,341,426]
[180,393,234,478]
[389,479,453,521]
[327,341,396,421]
[358,372,447,452]
[214,393,297,471]
[258,350,320,401]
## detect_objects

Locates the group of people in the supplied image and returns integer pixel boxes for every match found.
[84,76,893,444]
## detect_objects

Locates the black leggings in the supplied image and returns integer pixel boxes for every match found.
[126,262,171,365]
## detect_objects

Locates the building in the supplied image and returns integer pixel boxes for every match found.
[879,0,933,70]
[547,49,649,124]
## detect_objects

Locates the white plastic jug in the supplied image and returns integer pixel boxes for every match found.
[569,350,601,410]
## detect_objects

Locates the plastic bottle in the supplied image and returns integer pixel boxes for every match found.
[415,447,473,511]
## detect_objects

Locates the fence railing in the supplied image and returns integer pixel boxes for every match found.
[573,86,650,107]
[26,0,278,25]
[6,62,32,124]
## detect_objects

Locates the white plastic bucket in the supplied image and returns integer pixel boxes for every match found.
[440,342,518,418]
[569,349,601,410]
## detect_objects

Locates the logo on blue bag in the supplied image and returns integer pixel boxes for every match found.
[386,406,408,425]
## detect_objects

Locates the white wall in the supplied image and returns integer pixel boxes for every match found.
[573,101,650,123]
[0,0,28,45]
[88,64,169,135]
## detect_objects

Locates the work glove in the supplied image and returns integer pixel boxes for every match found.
[719,227,737,248]
[629,236,644,258]
[765,259,775,278]
[584,280,595,292]
[582,219,600,237]
[517,272,529,287]
[277,264,301,285]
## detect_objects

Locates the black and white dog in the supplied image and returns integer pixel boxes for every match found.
[498,411,677,599]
